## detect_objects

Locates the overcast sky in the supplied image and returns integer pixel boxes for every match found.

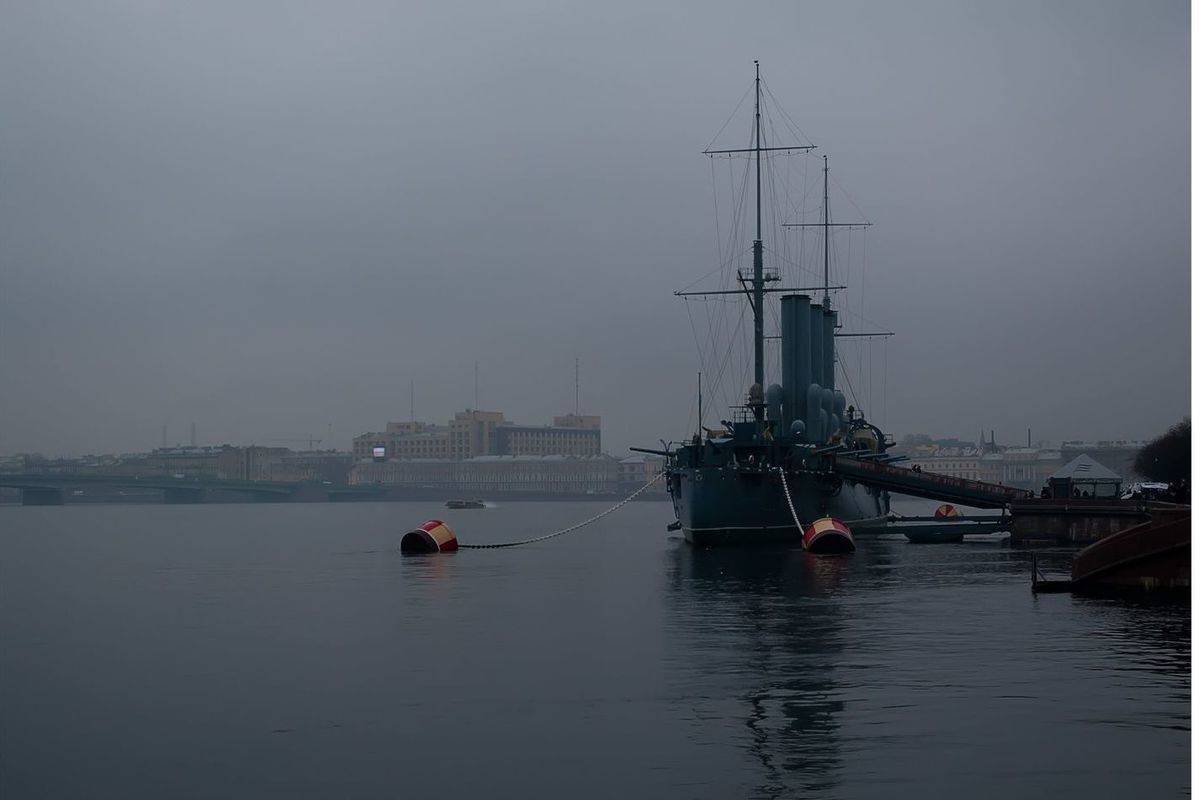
[1,0,1190,457]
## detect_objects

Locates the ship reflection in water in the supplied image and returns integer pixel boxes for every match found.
[665,544,852,796]
[662,535,1189,798]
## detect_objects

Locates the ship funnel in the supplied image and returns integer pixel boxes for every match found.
[832,390,847,434]
[808,302,827,440]
[809,302,824,389]
[765,384,784,426]
[805,383,823,443]
[823,308,837,391]
[821,388,834,443]
[780,295,812,431]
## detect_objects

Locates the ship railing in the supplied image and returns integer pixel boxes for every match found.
[728,407,755,424]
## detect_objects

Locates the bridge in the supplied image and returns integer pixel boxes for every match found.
[0,473,389,505]
[830,456,1030,509]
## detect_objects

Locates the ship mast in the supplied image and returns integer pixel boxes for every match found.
[752,61,765,405]
[782,157,873,306]
[822,155,830,309]
[695,63,814,423]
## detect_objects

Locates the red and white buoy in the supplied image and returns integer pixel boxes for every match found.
[802,517,855,554]
[401,519,459,554]
[934,503,961,518]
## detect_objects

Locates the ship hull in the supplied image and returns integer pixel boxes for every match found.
[671,465,888,546]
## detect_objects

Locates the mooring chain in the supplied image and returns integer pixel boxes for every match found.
[776,466,806,534]
[458,472,666,549]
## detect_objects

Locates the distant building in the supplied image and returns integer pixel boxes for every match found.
[354,425,451,461]
[385,421,428,436]
[350,455,618,495]
[353,409,602,462]
[352,458,456,489]
[393,430,451,460]
[906,444,1064,488]
[450,410,507,459]
[553,414,602,429]
[906,446,982,481]
[618,454,666,493]
[265,451,353,483]
[978,448,1062,488]
[495,420,601,457]
[457,455,615,494]
[139,446,252,480]
[904,437,1148,490]
[353,432,391,461]
[75,445,354,483]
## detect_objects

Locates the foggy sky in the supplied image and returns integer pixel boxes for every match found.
[1,0,1190,457]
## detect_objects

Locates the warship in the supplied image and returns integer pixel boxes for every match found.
[640,63,896,545]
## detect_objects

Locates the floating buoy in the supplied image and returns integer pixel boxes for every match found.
[803,517,855,554]
[934,503,961,518]
[401,519,459,554]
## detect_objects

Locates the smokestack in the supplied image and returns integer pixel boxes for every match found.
[822,308,836,391]
[806,303,825,441]
[1027,427,1032,448]
[781,295,812,428]
[809,303,824,391]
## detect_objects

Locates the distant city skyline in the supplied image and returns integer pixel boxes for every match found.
[3,416,1167,460]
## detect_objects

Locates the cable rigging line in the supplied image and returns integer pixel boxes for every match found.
[458,473,666,549]
[882,338,889,431]
[703,83,755,154]
[760,79,816,150]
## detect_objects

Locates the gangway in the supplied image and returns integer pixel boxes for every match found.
[830,456,1029,509]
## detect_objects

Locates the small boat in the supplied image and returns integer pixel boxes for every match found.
[885,510,1009,543]
[445,499,486,509]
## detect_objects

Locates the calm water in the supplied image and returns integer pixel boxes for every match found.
[0,499,1189,798]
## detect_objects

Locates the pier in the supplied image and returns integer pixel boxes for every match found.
[829,455,1027,508]
[825,456,1162,546]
